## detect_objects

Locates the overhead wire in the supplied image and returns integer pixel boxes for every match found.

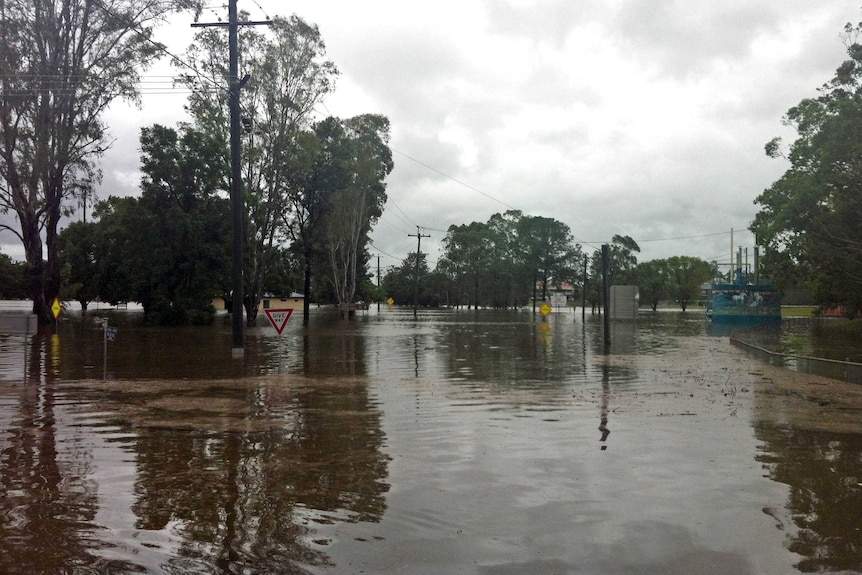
[377,215,413,235]
[392,147,519,212]
[75,4,738,267]
[88,0,228,95]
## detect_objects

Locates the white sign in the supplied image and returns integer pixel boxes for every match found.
[265,308,294,335]
[551,293,567,309]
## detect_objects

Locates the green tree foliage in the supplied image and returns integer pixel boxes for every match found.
[281,115,392,319]
[262,246,303,299]
[438,210,582,309]
[439,221,494,308]
[83,125,231,324]
[606,234,641,285]
[0,0,201,323]
[383,253,433,305]
[752,21,862,314]
[516,215,582,305]
[323,114,393,307]
[57,221,99,309]
[635,259,670,311]
[178,14,337,325]
[665,256,713,312]
[0,252,27,299]
[586,235,640,312]
[284,118,350,318]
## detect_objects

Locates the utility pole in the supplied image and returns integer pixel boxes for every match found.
[408,227,430,315]
[602,244,611,349]
[377,255,381,312]
[193,2,270,356]
[582,254,587,322]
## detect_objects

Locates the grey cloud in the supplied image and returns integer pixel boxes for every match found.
[484,0,610,47]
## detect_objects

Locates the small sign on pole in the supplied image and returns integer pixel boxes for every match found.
[265,308,293,373]
[264,308,293,334]
[540,302,552,317]
[102,320,117,380]
[51,297,62,331]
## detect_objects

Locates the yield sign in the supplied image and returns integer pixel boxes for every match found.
[264,308,293,334]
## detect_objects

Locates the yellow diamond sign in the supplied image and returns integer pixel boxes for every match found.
[540,302,552,316]
[51,297,62,319]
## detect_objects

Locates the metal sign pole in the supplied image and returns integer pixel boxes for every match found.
[103,319,108,381]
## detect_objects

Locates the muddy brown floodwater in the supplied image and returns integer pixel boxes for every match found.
[0,307,861,574]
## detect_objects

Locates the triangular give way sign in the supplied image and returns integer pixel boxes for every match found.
[264,308,293,335]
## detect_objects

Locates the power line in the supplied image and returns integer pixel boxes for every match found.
[392,147,519,211]
[89,0,227,95]
[383,200,417,231]
[637,230,735,243]
[368,241,401,260]
[377,215,413,234]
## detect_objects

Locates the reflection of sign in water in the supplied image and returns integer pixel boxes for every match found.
[265,308,294,335]
[51,297,62,319]
[540,302,552,316]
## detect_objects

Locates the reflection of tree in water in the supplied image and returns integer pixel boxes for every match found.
[0,335,117,574]
[301,319,369,378]
[755,422,862,573]
[131,380,389,573]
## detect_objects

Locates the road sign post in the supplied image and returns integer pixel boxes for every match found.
[265,308,294,372]
[102,320,117,380]
[51,297,61,331]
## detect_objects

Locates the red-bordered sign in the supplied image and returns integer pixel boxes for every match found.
[264,308,293,335]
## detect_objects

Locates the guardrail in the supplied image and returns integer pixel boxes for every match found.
[729,336,862,384]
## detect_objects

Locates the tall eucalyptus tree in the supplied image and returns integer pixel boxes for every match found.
[0,0,202,322]
[178,14,337,324]
[752,21,862,314]
[324,114,392,309]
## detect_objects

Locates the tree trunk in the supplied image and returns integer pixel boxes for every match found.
[44,201,62,315]
[21,213,48,323]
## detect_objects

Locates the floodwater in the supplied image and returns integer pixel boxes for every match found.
[1,307,861,574]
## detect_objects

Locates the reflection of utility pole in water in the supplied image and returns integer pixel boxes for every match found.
[413,333,421,378]
[599,361,611,450]
[215,433,242,572]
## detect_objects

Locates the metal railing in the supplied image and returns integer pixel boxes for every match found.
[730,333,862,384]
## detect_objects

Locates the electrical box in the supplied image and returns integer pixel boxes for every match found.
[610,286,639,319]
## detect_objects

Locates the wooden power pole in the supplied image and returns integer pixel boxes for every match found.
[193,2,270,355]
[408,227,430,314]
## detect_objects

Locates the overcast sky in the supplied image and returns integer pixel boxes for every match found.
[3,0,860,275]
